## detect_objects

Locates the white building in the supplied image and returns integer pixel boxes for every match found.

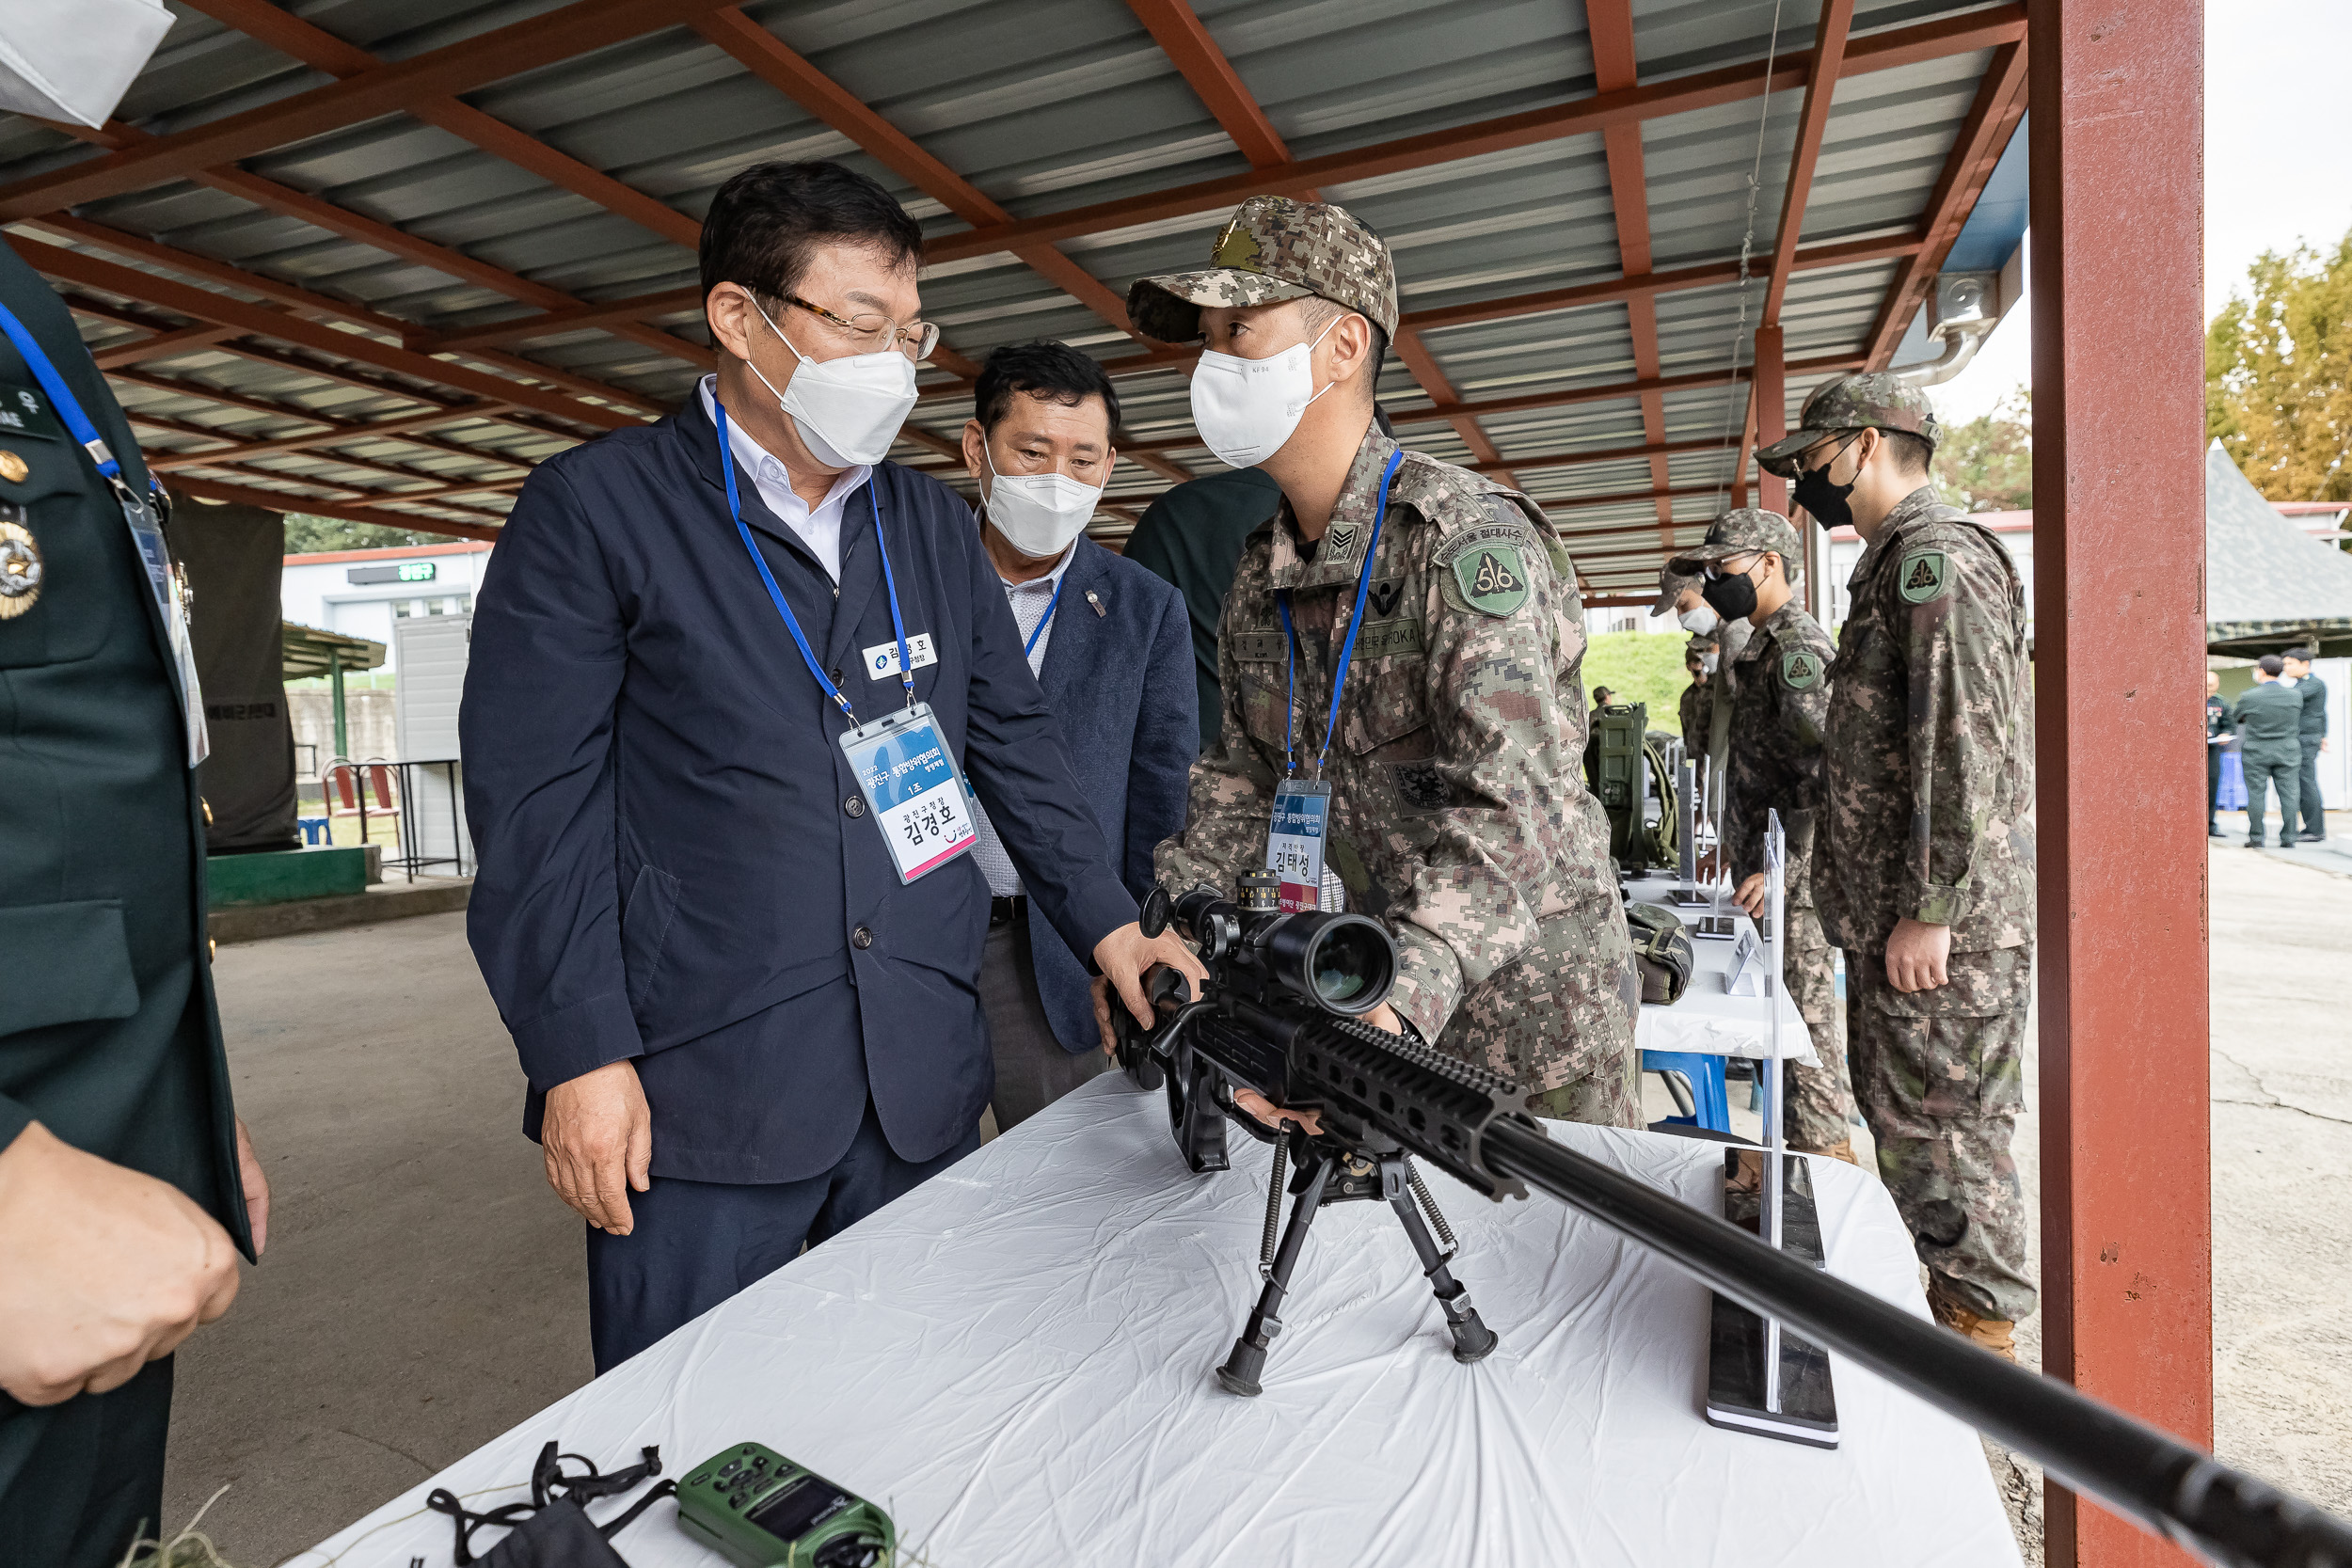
[280,541,491,678]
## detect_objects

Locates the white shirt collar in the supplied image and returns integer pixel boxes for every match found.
[993,533,1081,594]
[697,375,869,515]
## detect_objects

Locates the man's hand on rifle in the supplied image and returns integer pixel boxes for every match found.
[1231,1001,1406,1136]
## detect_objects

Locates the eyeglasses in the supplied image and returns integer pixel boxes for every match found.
[781,293,939,362]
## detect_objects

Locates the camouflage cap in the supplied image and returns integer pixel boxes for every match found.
[1126,195,1399,344]
[1650,562,1701,618]
[1671,509,1803,574]
[1754,372,1945,478]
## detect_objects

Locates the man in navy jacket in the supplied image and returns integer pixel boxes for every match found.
[461,161,1199,1370]
[954,341,1196,1132]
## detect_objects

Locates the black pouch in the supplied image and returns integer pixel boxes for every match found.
[1624,902,1695,1005]
[427,1441,675,1567]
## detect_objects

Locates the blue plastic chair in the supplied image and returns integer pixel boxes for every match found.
[297,816,330,845]
[1642,1050,1730,1132]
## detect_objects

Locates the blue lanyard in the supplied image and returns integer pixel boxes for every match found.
[0,301,132,493]
[1022,576,1065,661]
[1276,447,1406,777]
[716,400,912,726]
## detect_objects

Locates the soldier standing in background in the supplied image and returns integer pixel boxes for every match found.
[2283,646,2328,843]
[2233,655,2305,848]
[1119,196,1639,1125]
[1757,373,2037,1357]
[1655,562,1752,824]
[1670,509,1857,1164]
[1678,636,1716,761]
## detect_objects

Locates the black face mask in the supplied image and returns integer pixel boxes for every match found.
[1701,562,1759,624]
[1790,433,1863,531]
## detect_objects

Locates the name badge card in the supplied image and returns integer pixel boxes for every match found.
[1265,779,1332,913]
[839,702,975,883]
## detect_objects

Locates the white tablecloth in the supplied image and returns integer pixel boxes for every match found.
[298,1079,2017,1568]
[1626,874,1820,1065]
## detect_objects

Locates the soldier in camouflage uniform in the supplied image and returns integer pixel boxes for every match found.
[1670,510,1856,1162]
[1124,197,1639,1124]
[1758,373,2037,1355]
[1678,638,1715,761]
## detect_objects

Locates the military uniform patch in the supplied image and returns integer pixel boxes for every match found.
[1230,629,1285,663]
[1324,518,1363,565]
[1899,549,1949,604]
[1433,519,1534,619]
[0,518,41,619]
[1354,617,1423,658]
[1780,648,1823,690]
[1453,546,1527,617]
[1367,578,1405,618]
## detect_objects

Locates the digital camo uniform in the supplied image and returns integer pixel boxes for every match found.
[1764,376,2037,1326]
[1131,193,1636,1123]
[1673,512,1855,1154]
[1153,428,1640,1124]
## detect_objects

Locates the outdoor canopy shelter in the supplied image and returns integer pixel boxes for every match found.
[2204,440,2352,659]
[0,5,2209,1562]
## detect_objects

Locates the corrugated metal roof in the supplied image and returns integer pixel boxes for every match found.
[0,0,2026,582]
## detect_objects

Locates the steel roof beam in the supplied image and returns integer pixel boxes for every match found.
[25,118,701,400]
[169,474,503,541]
[182,0,702,250]
[693,8,1152,347]
[1123,0,1292,169]
[0,0,746,219]
[1467,436,1724,477]
[1585,0,1677,552]
[19,236,637,432]
[915,8,2025,266]
[1761,0,1858,327]
[1861,40,2030,368]
[144,404,518,473]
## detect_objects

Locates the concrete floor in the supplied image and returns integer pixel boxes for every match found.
[164,848,2352,1563]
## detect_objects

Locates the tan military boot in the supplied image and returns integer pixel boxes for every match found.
[1929,1282,2017,1360]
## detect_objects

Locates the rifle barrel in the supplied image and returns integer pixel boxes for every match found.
[1479,1118,2352,1568]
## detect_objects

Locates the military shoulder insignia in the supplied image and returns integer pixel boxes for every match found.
[1779,648,1823,690]
[0,517,42,619]
[1898,548,1949,604]
[1432,515,1534,619]
[1324,518,1362,564]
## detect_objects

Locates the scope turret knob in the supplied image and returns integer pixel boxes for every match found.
[1140,884,1173,939]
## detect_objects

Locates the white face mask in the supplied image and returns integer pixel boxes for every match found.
[1187,316,1342,468]
[1702,652,1721,675]
[1678,604,1721,636]
[744,298,918,468]
[983,442,1102,560]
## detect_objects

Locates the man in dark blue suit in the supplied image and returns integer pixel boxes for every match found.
[954,342,1197,1131]
[461,162,1200,1371]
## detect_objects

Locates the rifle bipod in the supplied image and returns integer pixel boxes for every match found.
[1216,1126,1499,1396]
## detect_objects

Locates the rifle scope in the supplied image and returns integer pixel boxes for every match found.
[1162,874,1395,1018]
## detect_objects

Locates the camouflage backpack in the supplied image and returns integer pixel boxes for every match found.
[1624,902,1694,1005]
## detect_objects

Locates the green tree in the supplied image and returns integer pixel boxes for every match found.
[2207,231,2352,501]
[281,513,466,553]
[1933,385,2032,512]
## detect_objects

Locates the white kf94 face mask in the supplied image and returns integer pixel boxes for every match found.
[745,298,919,468]
[984,444,1103,560]
[1678,603,1722,636]
[1187,316,1342,468]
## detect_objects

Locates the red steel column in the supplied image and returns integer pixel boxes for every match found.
[1753,325,1788,520]
[2028,4,2210,1564]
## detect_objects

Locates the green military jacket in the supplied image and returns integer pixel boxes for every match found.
[1724,600,1835,911]
[1156,427,1632,1094]
[1819,485,2034,956]
[2233,679,2304,761]
[0,242,249,1257]
[2296,672,2328,744]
